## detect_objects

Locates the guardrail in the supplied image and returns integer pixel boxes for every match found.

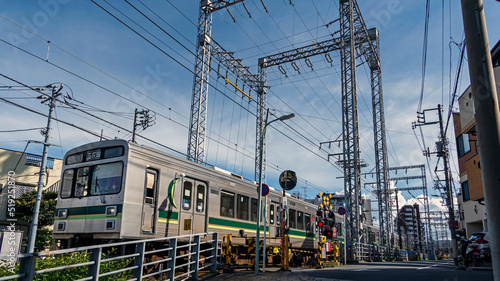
[0,232,218,281]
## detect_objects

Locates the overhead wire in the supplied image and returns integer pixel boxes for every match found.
[2,1,382,192]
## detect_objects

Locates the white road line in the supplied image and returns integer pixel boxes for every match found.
[313,279,354,281]
[416,264,439,270]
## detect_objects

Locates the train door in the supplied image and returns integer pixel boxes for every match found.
[141,169,158,234]
[179,179,207,235]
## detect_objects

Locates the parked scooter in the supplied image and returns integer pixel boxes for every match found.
[457,232,491,268]
[457,235,473,268]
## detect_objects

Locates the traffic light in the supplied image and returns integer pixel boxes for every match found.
[328,210,335,220]
[316,210,323,218]
[324,229,333,238]
[318,220,324,228]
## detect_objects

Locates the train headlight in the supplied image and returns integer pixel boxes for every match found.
[57,209,68,219]
[106,206,117,217]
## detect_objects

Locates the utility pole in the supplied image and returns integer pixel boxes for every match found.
[437,104,458,266]
[132,109,156,143]
[27,84,62,253]
[395,189,403,249]
[461,0,500,278]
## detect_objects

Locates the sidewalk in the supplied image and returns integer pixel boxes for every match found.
[202,268,316,281]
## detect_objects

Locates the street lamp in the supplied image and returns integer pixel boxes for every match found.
[255,109,294,274]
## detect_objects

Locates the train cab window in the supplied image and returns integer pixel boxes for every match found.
[305,214,311,232]
[289,209,296,229]
[270,204,275,225]
[90,162,123,195]
[220,191,235,218]
[196,184,205,213]
[60,169,74,198]
[237,195,249,220]
[75,167,90,198]
[103,146,124,159]
[182,182,192,210]
[297,211,304,230]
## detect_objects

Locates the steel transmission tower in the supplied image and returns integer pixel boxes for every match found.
[187,0,246,163]
[389,165,432,255]
[255,58,267,182]
[339,0,362,262]
[339,0,391,261]
[187,2,391,263]
[255,0,391,262]
[365,29,391,251]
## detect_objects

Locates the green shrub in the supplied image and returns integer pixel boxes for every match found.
[0,249,133,280]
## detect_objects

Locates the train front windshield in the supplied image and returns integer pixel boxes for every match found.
[60,146,124,199]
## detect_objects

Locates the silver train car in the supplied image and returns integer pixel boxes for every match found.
[53,140,323,250]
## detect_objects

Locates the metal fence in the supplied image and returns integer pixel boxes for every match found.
[0,232,218,281]
[336,242,408,263]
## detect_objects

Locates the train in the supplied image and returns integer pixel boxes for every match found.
[52,139,396,263]
[53,140,326,249]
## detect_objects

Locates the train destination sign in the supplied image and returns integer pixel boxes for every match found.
[279,170,297,191]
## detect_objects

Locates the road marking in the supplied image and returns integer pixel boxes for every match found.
[353,269,380,272]
[314,279,353,281]
[417,264,439,270]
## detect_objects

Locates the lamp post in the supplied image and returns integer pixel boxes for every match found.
[255,109,294,274]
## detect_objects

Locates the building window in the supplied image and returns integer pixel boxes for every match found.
[456,134,471,157]
[462,181,470,202]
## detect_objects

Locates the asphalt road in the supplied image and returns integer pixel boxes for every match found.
[207,260,494,281]
[295,260,494,281]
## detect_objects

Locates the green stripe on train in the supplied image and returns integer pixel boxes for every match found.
[209,217,268,232]
[158,210,178,220]
[288,229,315,239]
[208,217,315,238]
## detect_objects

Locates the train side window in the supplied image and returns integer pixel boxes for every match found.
[144,171,156,205]
[220,191,235,218]
[75,167,90,198]
[250,198,262,222]
[337,223,343,236]
[289,209,296,229]
[196,184,205,213]
[60,169,74,198]
[297,211,304,230]
[305,214,311,232]
[182,182,192,210]
[276,206,281,225]
[237,195,249,220]
[270,204,275,225]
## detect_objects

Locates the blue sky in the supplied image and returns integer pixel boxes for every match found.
[1,0,500,214]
